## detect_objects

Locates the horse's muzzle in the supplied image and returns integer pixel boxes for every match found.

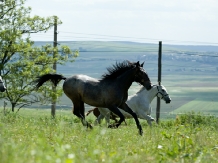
[0,87,6,92]
[144,82,152,90]
[165,99,171,104]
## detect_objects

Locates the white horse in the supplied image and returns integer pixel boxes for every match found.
[94,84,171,126]
[0,76,6,92]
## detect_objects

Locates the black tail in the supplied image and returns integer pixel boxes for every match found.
[35,73,66,89]
[86,108,94,116]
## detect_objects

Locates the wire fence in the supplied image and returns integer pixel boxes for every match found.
[28,30,218,45]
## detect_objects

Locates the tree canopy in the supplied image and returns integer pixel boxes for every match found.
[0,0,79,112]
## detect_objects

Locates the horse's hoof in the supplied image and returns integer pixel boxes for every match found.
[87,123,93,129]
[138,125,143,135]
[108,123,118,128]
[139,130,143,136]
[115,123,120,128]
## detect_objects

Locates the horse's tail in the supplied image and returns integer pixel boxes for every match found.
[86,108,95,116]
[86,107,100,118]
[35,73,66,89]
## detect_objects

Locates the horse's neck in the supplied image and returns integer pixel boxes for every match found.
[116,68,135,90]
[140,86,157,103]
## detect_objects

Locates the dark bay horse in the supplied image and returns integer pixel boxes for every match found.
[0,76,6,92]
[35,61,152,135]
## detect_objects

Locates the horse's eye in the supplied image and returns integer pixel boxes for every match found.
[162,89,165,92]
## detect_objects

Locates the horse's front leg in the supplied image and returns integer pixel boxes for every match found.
[137,110,155,127]
[119,103,143,135]
[107,105,125,128]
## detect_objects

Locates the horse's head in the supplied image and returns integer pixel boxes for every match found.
[0,76,6,92]
[132,61,152,90]
[156,84,171,103]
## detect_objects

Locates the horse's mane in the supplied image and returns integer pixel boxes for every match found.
[101,60,134,80]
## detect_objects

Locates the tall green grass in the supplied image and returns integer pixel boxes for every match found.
[1,109,218,163]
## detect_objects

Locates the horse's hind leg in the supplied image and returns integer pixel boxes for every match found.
[138,111,154,127]
[107,105,125,128]
[119,103,143,135]
[73,100,93,129]
[79,100,93,129]
[95,114,105,125]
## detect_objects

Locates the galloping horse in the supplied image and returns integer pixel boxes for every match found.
[0,76,6,92]
[88,84,171,126]
[35,61,152,135]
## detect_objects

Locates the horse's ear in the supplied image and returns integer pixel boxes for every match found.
[140,62,144,67]
[136,61,140,66]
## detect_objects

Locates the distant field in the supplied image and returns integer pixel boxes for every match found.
[172,99,218,115]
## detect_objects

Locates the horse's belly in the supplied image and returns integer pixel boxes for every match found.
[84,98,104,107]
[82,87,105,107]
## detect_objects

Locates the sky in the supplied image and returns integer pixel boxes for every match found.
[25,0,218,45]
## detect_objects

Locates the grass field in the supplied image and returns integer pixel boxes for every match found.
[1,109,218,163]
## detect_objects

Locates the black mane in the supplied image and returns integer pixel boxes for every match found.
[101,60,134,80]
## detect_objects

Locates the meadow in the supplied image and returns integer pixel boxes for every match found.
[1,109,218,163]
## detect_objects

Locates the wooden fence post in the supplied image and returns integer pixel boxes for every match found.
[51,16,58,117]
[156,41,162,123]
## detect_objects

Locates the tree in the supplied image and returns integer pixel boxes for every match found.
[0,0,79,112]
[0,0,17,20]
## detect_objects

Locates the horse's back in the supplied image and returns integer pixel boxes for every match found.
[63,74,99,92]
[63,75,107,106]
[73,74,99,82]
